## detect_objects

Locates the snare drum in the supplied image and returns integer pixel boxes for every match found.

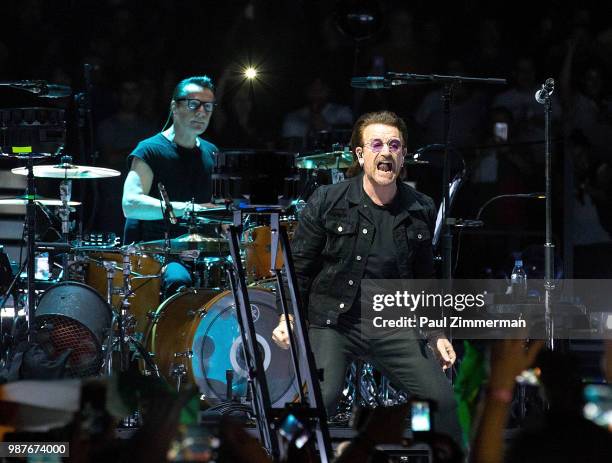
[243,221,298,281]
[150,287,300,406]
[84,250,161,333]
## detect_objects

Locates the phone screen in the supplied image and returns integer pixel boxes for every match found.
[35,253,50,280]
[583,384,612,429]
[494,122,508,141]
[279,413,309,449]
[411,400,431,432]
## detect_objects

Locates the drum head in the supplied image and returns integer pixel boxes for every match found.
[192,288,299,406]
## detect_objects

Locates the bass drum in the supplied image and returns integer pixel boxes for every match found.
[150,287,300,406]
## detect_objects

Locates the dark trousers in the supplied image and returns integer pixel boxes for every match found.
[161,261,192,298]
[309,318,462,446]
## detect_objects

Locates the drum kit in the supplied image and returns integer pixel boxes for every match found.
[0,131,354,407]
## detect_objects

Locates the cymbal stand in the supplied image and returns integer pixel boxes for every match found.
[103,260,117,375]
[24,154,37,342]
[58,155,74,281]
[103,246,159,376]
[536,79,556,350]
[119,247,133,371]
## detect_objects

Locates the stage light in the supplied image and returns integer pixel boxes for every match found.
[244,67,258,80]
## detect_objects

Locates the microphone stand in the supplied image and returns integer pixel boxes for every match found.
[385,72,506,280]
[352,71,507,382]
[75,64,98,234]
[354,72,506,279]
[441,84,453,280]
[159,198,172,252]
[537,82,555,350]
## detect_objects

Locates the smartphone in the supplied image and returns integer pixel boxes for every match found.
[411,400,432,432]
[583,383,612,429]
[494,122,508,141]
[279,413,310,449]
[35,252,50,280]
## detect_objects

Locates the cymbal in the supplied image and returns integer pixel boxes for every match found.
[137,234,229,255]
[0,151,57,159]
[0,196,81,206]
[11,164,121,179]
[296,149,353,169]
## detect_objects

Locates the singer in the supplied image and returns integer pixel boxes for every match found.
[122,75,218,295]
[272,111,462,446]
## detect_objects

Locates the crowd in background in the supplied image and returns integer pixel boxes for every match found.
[3,0,611,279]
[2,2,612,273]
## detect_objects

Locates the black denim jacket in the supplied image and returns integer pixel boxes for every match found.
[290,173,437,329]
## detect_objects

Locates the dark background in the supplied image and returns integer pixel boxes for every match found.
[1,0,611,280]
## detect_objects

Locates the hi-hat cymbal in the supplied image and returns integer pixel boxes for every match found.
[137,234,229,255]
[0,196,81,206]
[296,150,353,169]
[11,164,121,179]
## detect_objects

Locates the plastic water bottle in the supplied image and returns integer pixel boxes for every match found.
[510,259,528,302]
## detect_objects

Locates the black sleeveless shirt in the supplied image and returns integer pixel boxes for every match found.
[124,133,217,243]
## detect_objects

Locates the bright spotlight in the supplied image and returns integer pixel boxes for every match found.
[244,67,258,79]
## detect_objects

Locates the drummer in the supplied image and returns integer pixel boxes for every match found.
[121,75,218,295]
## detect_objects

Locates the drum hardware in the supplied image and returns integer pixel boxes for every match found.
[92,245,160,376]
[332,361,409,424]
[137,234,230,255]
[171,364,188,391]
[179,249,200,261]
[0,89,70,340]
[174,350,193,358]
[296,145,353,170]
[11,163,121,179]
[182,206,234,227]
[79,248,161,336]
[8,146,119,341]
[226,370,234,401]
[102,260,116,305]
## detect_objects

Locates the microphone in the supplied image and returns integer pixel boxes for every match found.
[351,76,391,89]
[535,78,555,104]
[158,182,177,225]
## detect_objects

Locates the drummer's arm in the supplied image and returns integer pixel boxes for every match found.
[122,157,192,220]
